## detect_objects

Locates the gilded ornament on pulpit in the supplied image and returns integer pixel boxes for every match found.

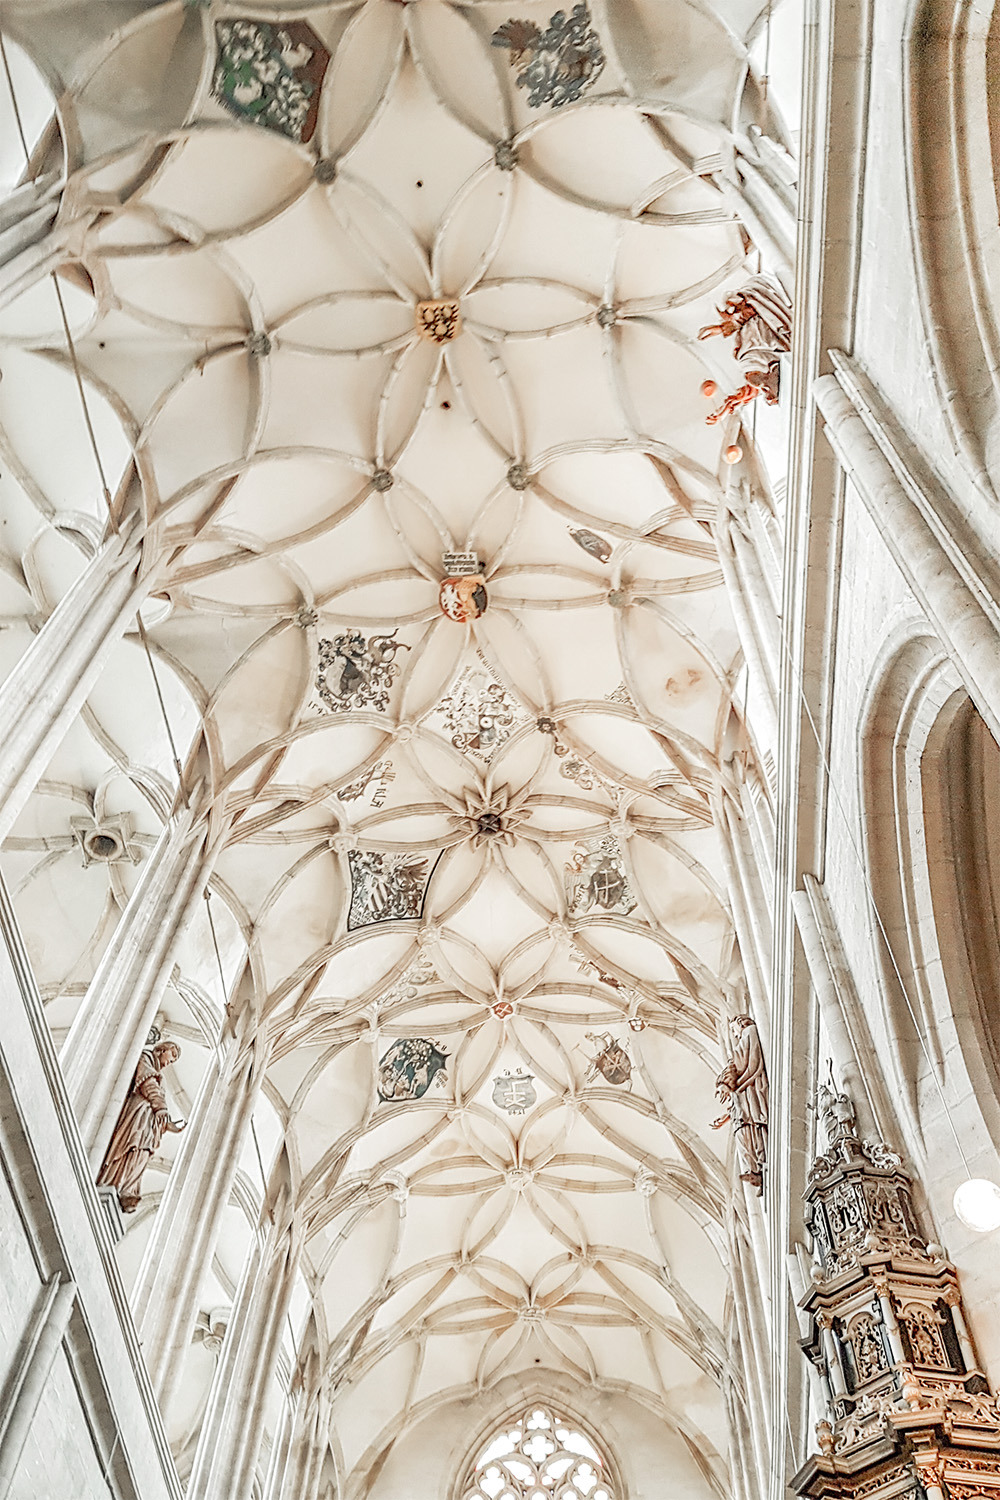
[792,1080,1000,1500]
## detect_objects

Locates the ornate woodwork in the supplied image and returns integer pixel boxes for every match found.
[793,1087,1000,1500]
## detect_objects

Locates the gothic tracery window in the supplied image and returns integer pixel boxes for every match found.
[462,1405,617,1500]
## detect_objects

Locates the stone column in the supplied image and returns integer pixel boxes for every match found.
[943,1285,978,1373]
[0,523,148,844]
[912,1454,947,1500]
[727,1223,771,1485]
[186,1200,301,1500]
[273,1370,330,1500]
[790,878,880,1139]
[815,369,1000,746]
[131,1021,269,1417]
[0,1275,76,1498]
[60,800,222,1168]
[872,1273,906,1366]
[720,795,773,1046]
[818,1312,848,1401]
[717,521,780,752]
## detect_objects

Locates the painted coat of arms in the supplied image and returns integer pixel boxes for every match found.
[316,630,409,713]
[212,20,330,143]
[492,1070,537,1114]
[569,528,612,563]
[439,575,488,622]
[416,300,462,344]
[491,5,605,110]
[584,1032,632,1087]
[346,850,437,930]
[377,1038,449,1102]
[429,659,523,761]
[565,835,636,917]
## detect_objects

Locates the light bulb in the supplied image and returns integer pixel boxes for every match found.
[953,1178,1000,1233]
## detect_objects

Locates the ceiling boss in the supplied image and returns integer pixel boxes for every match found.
[438,551,488,622]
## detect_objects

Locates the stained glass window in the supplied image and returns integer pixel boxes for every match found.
[462,1404,616,1500]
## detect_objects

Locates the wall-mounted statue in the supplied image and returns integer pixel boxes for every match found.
[698,275,793,424]
[96,1033,186,1212]
[712,1014,768,1192]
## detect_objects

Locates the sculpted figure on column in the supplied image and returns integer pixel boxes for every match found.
[699,274,793,423]
[97,1033,186,1211]
[712,1014,769,1192]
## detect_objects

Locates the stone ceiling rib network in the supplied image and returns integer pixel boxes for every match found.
[0,0,784,1490]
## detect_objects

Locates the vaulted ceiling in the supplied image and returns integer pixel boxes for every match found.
[0,0,785,1490]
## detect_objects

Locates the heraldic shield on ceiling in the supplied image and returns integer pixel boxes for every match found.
[377,1039,449,1103]
[2,0,777,1484]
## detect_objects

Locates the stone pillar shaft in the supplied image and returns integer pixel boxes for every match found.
[60,803,218,1168]
[875,1287,906,1365]
[0,1275,76,1498]
[275,1391,330,1500]
[946,1292,978,1372]
[815,369,1000,746]
[717,518,780,750]
[0,527,147,844]
[132,1030,268,1415]
[186,1214,300,1500]
[819,1317,847,1399]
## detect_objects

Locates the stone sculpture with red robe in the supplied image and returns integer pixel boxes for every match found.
[96,1040,186,1212]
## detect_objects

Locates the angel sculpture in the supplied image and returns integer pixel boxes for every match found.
[698,275,793,425]
[97,1036,186,1212]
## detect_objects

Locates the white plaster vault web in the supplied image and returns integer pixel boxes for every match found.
[0,0,786,1491]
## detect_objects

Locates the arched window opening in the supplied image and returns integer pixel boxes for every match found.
[462,1405,618,1500]
[863,633,1000,1142]
[935,699,1000,1092]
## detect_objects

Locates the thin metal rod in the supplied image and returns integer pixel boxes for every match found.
[0,30,31,163]
[762,1,773,102]
[50,274,115,520]
[136,613,186,791]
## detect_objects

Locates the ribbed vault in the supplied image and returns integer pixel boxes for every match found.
[0,0,788,1492]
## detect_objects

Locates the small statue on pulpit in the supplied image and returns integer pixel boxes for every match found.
[698,275,793,424]
[711,1014,769,1193]
[96,1034,186,1212]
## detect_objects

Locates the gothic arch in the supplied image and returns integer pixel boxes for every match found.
[903,0,1000,497]
[924,694,1000,1138]
[860,630,1000,1150]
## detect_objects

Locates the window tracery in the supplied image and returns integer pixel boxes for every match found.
[462,1405,616,1500]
